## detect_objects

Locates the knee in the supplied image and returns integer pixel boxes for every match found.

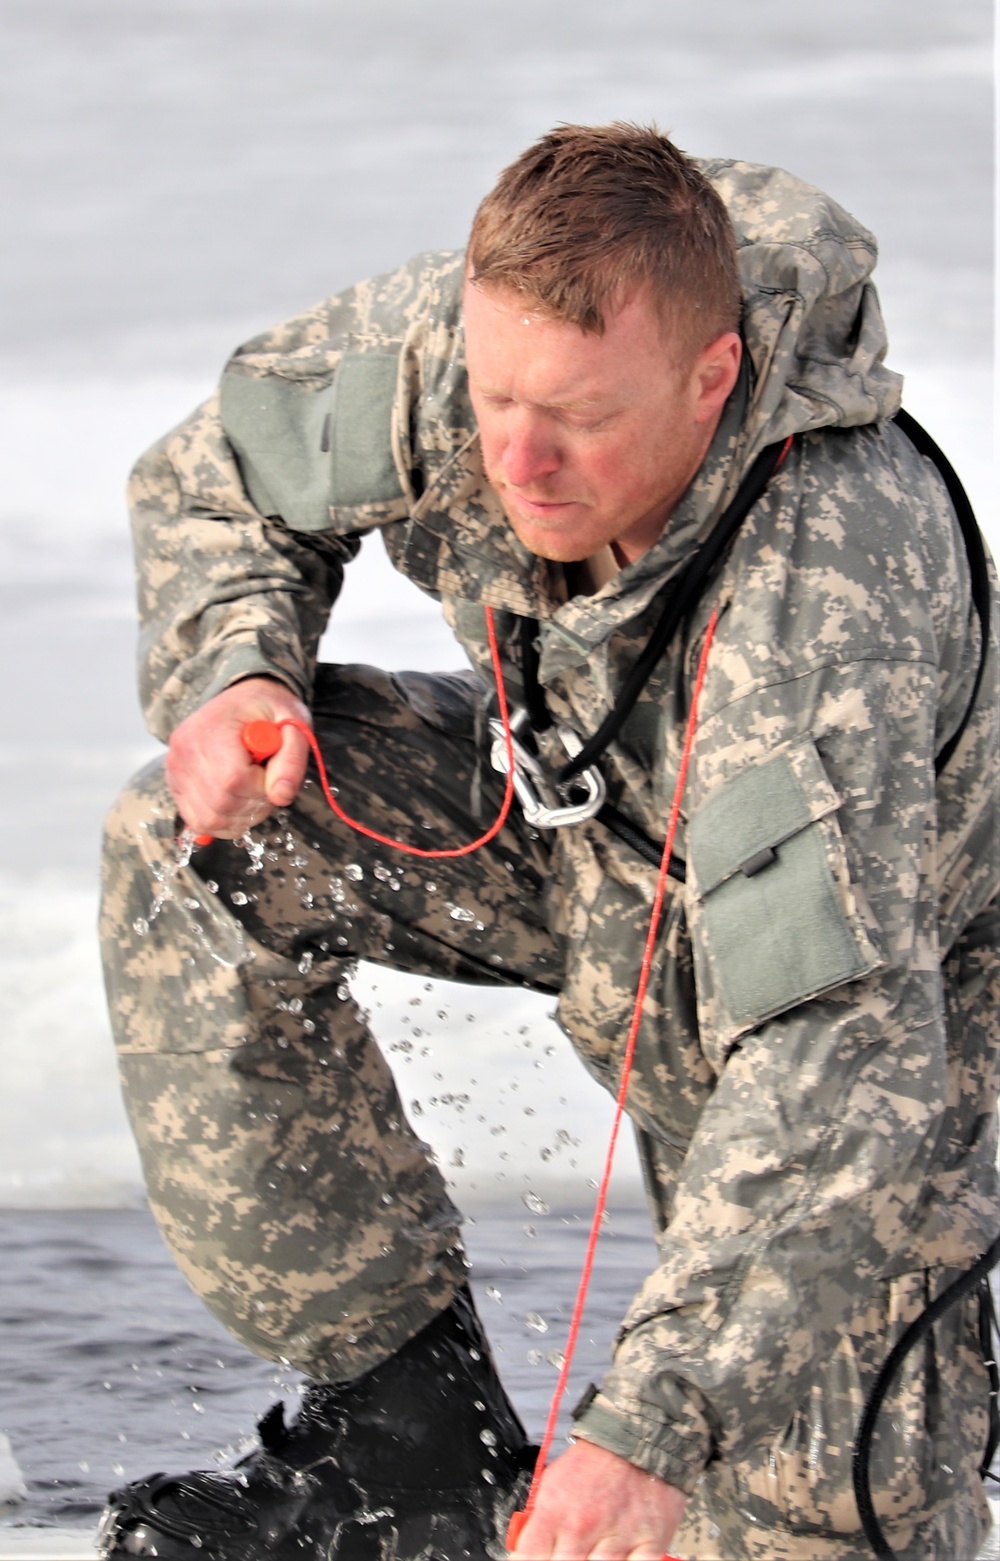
[103,755,174,857]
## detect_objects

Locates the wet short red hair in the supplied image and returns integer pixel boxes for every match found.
[468,123,740,353]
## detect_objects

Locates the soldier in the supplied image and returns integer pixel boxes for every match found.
[98,125,999,1560]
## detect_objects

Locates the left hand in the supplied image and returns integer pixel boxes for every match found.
[508,1439,688,1559]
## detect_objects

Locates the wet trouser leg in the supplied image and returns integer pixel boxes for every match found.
[100,665,564,1383]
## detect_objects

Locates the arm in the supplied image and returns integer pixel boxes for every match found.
[131,252,467,750]
[130,388,357,745]
[569,430,998,1502]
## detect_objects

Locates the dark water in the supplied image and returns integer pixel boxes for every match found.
[0,1202,655,1530]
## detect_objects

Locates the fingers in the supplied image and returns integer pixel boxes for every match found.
[263,720,311,810]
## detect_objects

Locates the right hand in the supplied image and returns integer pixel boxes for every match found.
[165,676,313,839]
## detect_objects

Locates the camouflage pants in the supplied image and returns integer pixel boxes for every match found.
[100,663,991,1559]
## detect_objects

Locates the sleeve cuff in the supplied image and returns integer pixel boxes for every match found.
[144,639,309,737]
[571,1386,710,1495]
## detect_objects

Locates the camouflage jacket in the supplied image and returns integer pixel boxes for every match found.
[128,162,1000,1492]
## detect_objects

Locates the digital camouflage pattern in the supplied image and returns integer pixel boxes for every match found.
[102,160,1000,1557]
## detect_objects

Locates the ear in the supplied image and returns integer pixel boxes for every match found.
[692,331,742,424]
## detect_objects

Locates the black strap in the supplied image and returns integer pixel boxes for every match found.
[514,439,790,881]
[557,438,791,783]
[979,1276,1000,1482]
[595,800,687,882]
[891,408,992,776]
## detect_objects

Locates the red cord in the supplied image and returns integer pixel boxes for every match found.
[224,595,722,1558]
[506,606,720,1561]
[216,605,516,859]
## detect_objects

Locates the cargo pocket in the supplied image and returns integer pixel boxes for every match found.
[688,739,884,1049]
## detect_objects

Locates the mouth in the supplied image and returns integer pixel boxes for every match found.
[506,493,582,522]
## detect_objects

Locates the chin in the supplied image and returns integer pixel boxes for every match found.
[504,515,594,564]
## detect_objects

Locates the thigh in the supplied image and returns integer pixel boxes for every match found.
[196,662,566,993]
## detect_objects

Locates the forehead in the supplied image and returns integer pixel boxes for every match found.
[462,279,682,403]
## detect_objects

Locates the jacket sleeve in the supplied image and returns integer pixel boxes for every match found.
[130,387,358,741]
[129,252,467,740]
[570,426,1000,1491]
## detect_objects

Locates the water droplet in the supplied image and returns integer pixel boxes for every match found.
[345,864,363,882]
[480,1428,497,1447]
[527,1349,544,1366]
[525,1312,548,1334]
[523,1225,536,1239]
[448,904,476,923]
[522,1191,550,1215]
[336,984,351,1001]
[480,1468,496,1485]
[287,997,303,1013]
[133,917,149,937]
[411,1100,423,1115]
[230,891,249,906]
[545,1349,566,1369]
[485,1285,502,1303]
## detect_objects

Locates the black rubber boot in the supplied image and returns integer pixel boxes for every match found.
[96,1288,536,1560]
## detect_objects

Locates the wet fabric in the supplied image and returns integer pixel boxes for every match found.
[103,157,1000,1555]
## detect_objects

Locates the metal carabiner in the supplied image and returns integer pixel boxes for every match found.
[488,707,606,828]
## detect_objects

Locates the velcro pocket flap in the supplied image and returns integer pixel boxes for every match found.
[688,741,884,1036]
[221,352,408,532]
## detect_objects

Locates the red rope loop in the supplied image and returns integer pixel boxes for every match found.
[506,605,720,1561]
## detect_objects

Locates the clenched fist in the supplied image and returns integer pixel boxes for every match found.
[165,676,312,838]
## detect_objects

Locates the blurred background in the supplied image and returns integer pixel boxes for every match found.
[0,0,993,1211]
[0,0,993,1531]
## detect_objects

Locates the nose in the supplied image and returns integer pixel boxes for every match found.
[497,411,561,490]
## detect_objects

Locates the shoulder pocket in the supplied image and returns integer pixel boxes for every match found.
[221,351,409,533]
[688,740,884,1040]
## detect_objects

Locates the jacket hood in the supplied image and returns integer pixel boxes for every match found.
[700,158,903,462]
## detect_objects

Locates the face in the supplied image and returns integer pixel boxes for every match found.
[463,277,741,565]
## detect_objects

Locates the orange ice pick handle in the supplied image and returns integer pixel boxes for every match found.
[242,719,284,764]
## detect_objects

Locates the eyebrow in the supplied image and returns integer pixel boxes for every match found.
[469,377,610,413]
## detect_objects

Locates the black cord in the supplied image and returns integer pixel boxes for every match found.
[891,409,991,777]
[978,1275,1000,1483]
[852,1233,1000,1558]
[557,439,790,782]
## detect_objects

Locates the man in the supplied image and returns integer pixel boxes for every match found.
[98,125,998,1560]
